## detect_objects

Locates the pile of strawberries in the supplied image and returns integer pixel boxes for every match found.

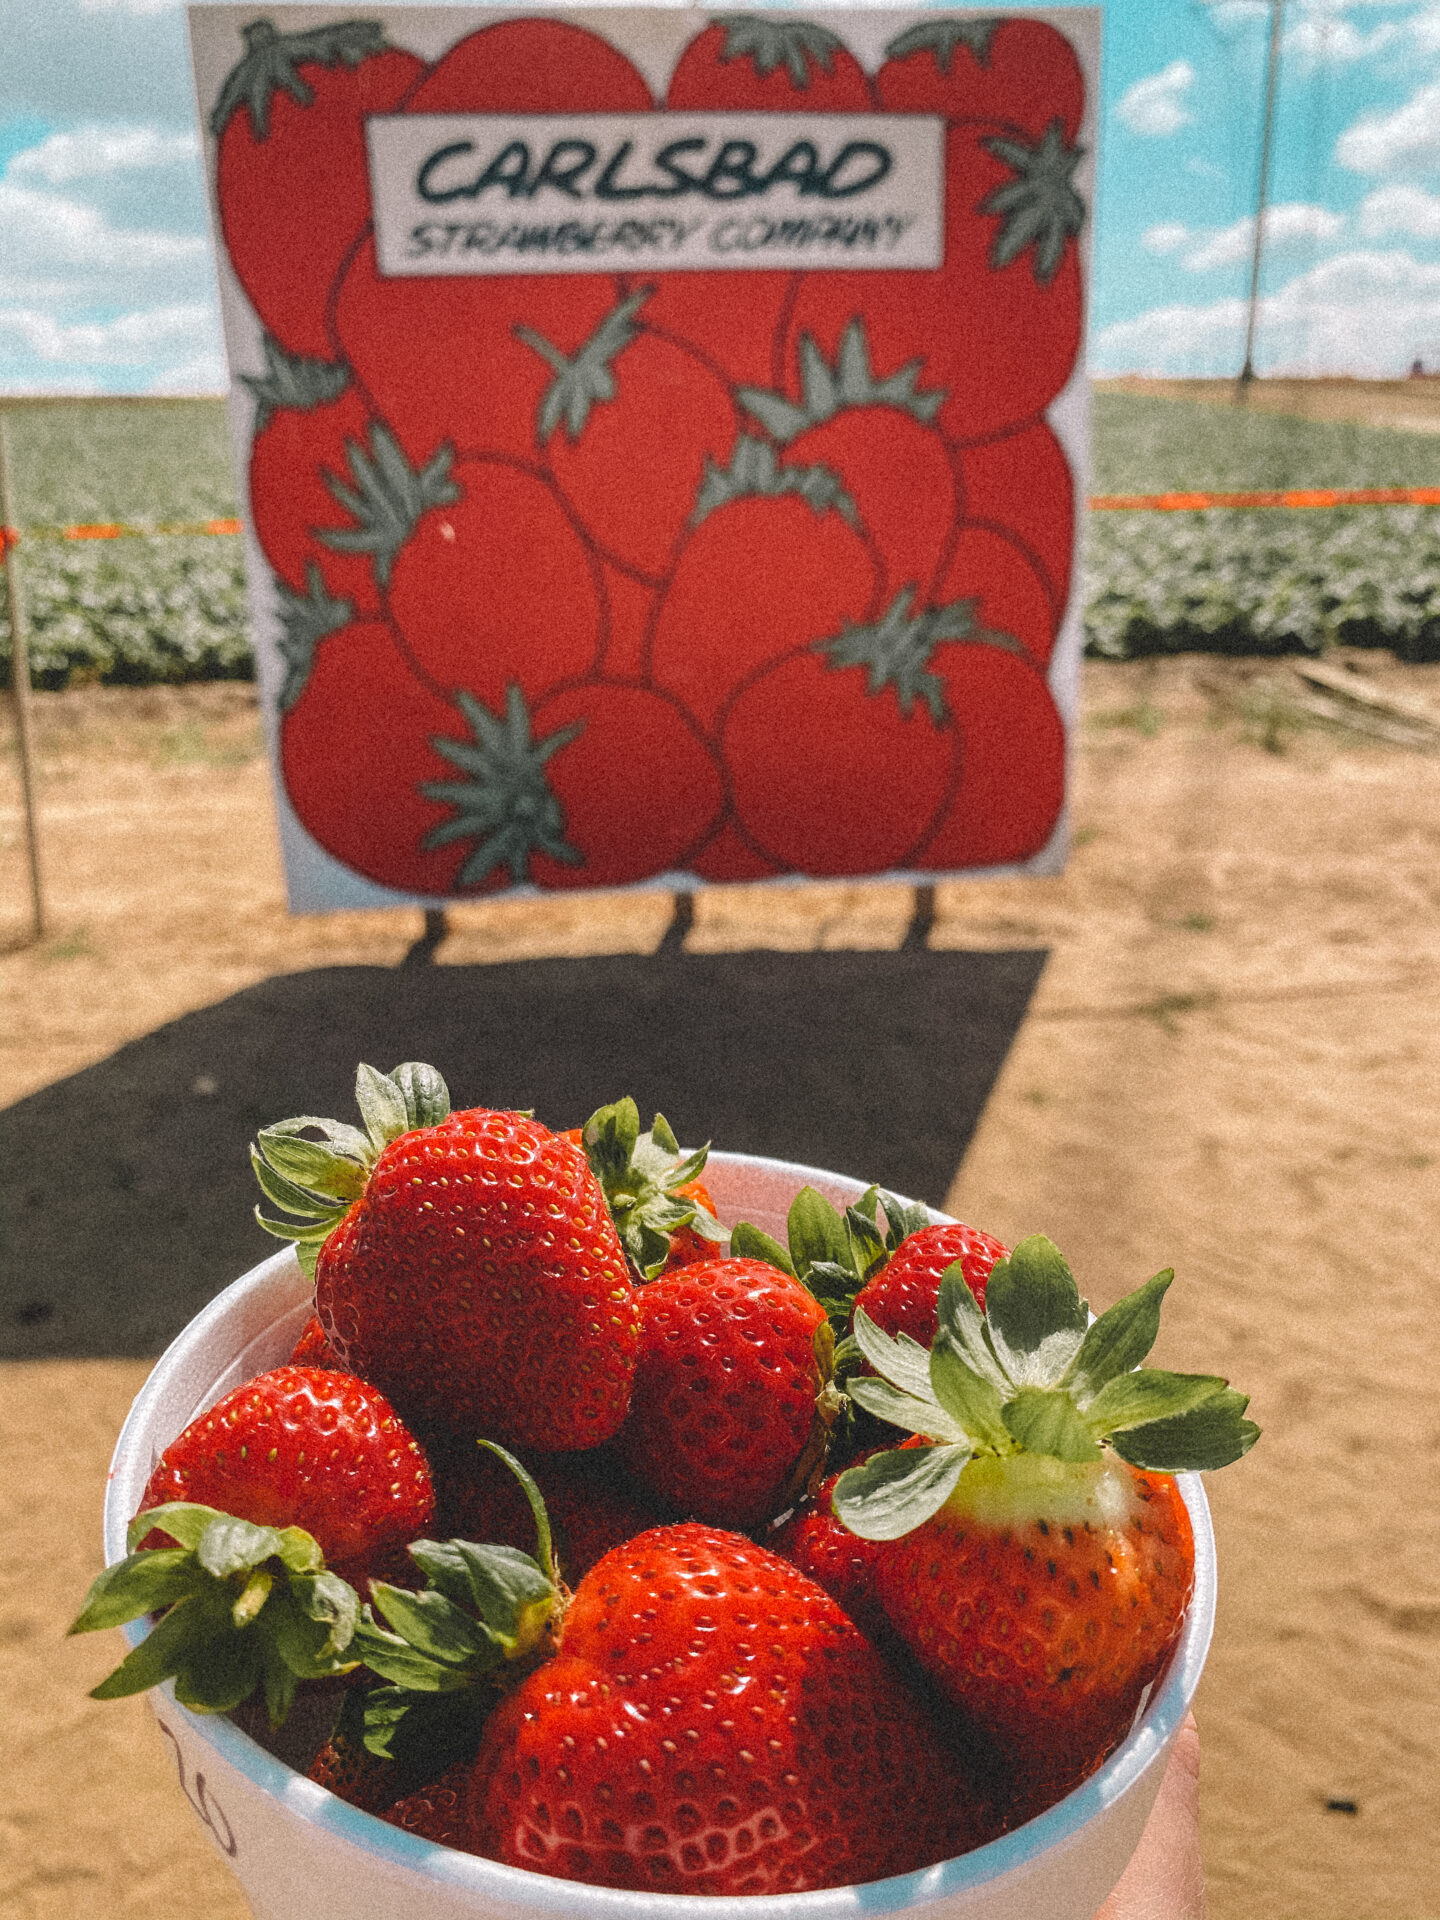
[76,1062,1256,1896]
[217,13,1079,895]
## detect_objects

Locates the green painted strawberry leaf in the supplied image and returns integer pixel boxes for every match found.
[832,1440,971,1541]
[692,435,857,528]
[517,287,650,443]
[273,564,352,712]
[242,333,349,434]
[319,424,460,588]
[980,121,1086,286]
[211,18,390,140]
[422,686,582,889]
[738,322,944,446]
[714,15,843,86]
[884,18,1001,70]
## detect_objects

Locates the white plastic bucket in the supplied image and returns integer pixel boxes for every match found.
[103,1151,1215,1920]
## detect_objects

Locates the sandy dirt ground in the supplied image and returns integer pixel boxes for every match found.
[3,657,1439,1919]
[1098,373,1440,436]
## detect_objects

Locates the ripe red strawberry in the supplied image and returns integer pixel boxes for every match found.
[243,337,381,616]
[212,20,423,360]
[768,1466,887,1641]
[253,1063,639,1448]
[385,1755,474,1847]
[689,821,784,883]
[420,682,724,893]
[835,1238,1257,1802]
[289,1313,349,1372]
[331,19,652,467]
[520,287,739,582]
[277,609,478,895]
[876,16,1086,143]
[785,119,1085,445]
[719,624,958,876]
[648,438,882,731]
[469,1524,985,1891]
[939,525,1059,670]
[912,645,1066,872]
[644,18,876,391]
[617,1258,830,1530]
[954,419,1076,622]
[382,457,602,705]
[137,1366,435,1586]
[739,321,958,604]
[853,1219,1008,1347]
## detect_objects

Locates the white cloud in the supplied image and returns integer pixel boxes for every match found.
[1337,80,1440,175]
[1287,16,1400,62]
[78,0,183,13]
[1143,222,1192,255]
[7,125,198,186]
[0,177,208,303]
[148,348,227,394]
[1360,182,1440,239]
[1117,61,1197,138]
[0,301,215,366]
[1094,247,1440,377]
[1181,202,1346,271]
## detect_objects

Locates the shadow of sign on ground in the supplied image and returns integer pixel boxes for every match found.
[1,945,1046,1360]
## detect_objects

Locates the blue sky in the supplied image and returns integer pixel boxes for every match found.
[4,0,1440,390]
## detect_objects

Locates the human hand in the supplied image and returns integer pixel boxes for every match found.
[1093,1713,1204,1920]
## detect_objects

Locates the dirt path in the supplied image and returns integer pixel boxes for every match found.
[3,658,1439,1919]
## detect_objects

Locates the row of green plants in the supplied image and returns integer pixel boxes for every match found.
[5,392,1440,686]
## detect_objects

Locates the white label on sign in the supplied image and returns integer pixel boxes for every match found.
[366,112,944,275]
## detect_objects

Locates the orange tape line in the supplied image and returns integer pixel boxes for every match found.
[1091,486,1440,510]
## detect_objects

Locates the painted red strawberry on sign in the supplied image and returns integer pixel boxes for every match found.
[786,116,1086,445]
[212,19,424,362]
[198,6,1092,907]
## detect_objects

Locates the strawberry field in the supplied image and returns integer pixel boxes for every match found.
[5,388,1440,687]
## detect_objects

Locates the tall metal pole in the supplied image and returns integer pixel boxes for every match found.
[1238,0,1285,395]
[0,411,47,943]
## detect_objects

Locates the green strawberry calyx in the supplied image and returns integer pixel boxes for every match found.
[69,1503,362,1726]
[712,16,844,88]
[243,333,349,435]
[516,287,650,444]
[833,1235,1259,1542]
[317,423,461,588]
[732,1182,929,1339]
[349,1442,562,1764]
[883,18,1001,70]
[273,564,351,712]
[819,589,1027,726]
[252,1060,451,1279]
[692,435,857,528]
[581,1098,726,1280]
[212,19,391,141]
[980,120,1086,287]
[738,321,945,446]
[421,685,583,889]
